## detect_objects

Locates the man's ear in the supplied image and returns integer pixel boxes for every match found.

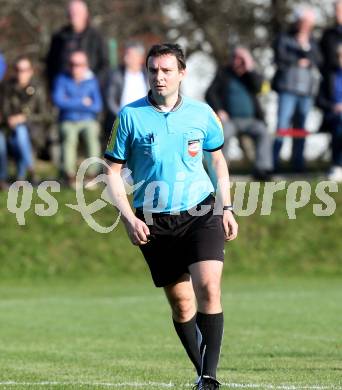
[180,68,187,80]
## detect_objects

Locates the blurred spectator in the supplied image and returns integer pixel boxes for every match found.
[272,6,321,172]
[0,52,6,81]
[46,0,109,91]
[2,56,47,181]
[320,0,342,73]
[317,44,342,182]
[105,41,148,135]
[52,50,102,188]
[205,46,273,181]
[0,131,7,190]
[0,81,8,190]
[0,52,7,189]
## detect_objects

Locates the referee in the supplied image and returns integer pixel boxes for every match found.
[105,43,238,390]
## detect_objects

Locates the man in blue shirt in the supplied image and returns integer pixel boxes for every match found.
[53,50,102,187]
[105,43,238,389]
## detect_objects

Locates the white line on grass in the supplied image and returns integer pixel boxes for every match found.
[0,382,341,389]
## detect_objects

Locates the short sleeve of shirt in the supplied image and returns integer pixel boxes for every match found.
[203,106,224,152]
[104,111,131,163]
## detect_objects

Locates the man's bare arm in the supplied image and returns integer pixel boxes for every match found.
[204,150,238,241]
[106,161,150,245]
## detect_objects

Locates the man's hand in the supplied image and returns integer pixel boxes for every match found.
[123,216,151,246]
[8,114,26,129]
[223,210,238,241]
[298,58,311,68]
[82,97,93,106]
[333,103,342,113]
[217,110,229,123]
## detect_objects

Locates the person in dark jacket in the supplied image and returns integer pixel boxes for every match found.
[317,44,342,182]
[205,46,273,180]
[2,56,48,181]
[272,6,321,172]
[46,0,109,91]
[52,50,102,188]
[320,0,342,73]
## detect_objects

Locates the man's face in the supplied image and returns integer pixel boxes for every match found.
[124,47,144,71]
[68,0,88,33]
[16,59,34,87]
[336,1,342,25]
[232,50,244,69]
[147,54,185,98]
[297,10,315,34]
[69,52,88,81]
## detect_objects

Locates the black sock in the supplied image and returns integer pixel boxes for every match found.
[173,314,202,375]
[196,312,224,379]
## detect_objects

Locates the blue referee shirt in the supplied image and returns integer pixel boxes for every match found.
[104,94,224,213]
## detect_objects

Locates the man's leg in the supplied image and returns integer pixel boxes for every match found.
[81,120,101,176]
[0,131,8,186]
[291,96,312,172]
[332,116,342,166]
[164,274,202,376]
[221,120,237,162]
[189,260,224,379]
[12,124,34,179]
[59,121,79,182]
[245,119,273,173]
[273,92,297,171]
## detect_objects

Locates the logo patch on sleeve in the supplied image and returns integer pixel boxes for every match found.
[188,139,201,157]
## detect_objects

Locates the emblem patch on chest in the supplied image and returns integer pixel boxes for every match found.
[188,139,200,157]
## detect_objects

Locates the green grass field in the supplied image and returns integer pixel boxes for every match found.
[0,276,341,389]
[0,182,341,389]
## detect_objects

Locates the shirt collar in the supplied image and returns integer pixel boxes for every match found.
[147,90,183,112]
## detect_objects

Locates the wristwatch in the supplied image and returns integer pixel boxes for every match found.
[223,205,234,213]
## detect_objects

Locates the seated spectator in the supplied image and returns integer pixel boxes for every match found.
[317,44,342,182]
[205,46,273,181]
[0,130,7,190]
[272,6,321,172]
[0,80,8,190]
[52,50,102,188]
[105,41,148,135]
[2,56,47,182]
[0,51,6,81]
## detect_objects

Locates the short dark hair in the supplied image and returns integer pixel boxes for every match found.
[145,43,186,70]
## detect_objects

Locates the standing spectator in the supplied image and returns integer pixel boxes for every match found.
[105,41,148,132]
[320,0,342,73]
[205,46,273,181]
[272,6,321,172]
[52,50,102,188]
[46,0,109,91]
[317,44,342,182]
[2,56,47,182]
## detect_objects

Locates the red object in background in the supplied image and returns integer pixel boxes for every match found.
[277,128,311,138]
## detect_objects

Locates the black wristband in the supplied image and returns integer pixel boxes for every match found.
[223,205,234,213]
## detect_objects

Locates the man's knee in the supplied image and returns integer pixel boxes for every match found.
[196,281,221,307]
[169,294,196,322]
[252,120,268,137]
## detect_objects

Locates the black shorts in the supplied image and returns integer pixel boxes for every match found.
[135,195,225,287]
